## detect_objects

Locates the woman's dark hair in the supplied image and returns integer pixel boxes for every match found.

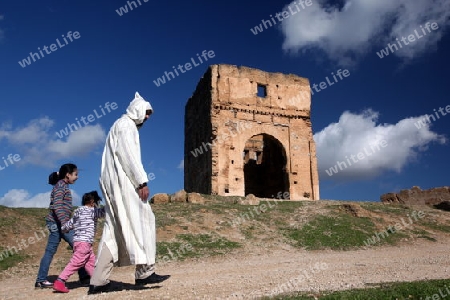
[82,191,102,205]
[48,163,78,185]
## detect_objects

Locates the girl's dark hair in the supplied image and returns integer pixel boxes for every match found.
[82,191,102,205]
[48,163,77,185]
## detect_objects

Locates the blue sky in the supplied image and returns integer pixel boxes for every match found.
[0,0,449,207]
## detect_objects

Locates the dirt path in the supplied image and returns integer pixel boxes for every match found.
[1,238,449,299]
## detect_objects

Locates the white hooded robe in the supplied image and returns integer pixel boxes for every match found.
[98,92,155,266]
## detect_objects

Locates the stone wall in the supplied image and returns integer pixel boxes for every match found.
[380,186,450,206]
[184,64,320,200]
[184,67,213,194]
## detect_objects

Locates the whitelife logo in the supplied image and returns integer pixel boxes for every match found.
[414,104,450,129]
[115,0,149,16]
[325,140,388,177]
[153,50,216,87]
[18,31,81,68]
[0,154,21,172]
[55,102,118,139]
[376,22,439,59]
[250,0,313,35]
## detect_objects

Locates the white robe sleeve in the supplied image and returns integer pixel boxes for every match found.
[115,121,148,189]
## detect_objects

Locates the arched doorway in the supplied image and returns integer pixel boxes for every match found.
[243,134,289,199]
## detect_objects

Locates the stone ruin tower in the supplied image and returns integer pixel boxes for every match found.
[184,64,320,200]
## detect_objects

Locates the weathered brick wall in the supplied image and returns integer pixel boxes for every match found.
[184,68,213,194]
[185,64,320,200]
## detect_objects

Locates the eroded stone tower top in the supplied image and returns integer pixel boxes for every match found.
[209,64,312,113]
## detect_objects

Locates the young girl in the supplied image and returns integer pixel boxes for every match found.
[35,163,89,288]
[53,191,105,293]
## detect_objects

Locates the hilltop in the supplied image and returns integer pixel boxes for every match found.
[1,196,450,299]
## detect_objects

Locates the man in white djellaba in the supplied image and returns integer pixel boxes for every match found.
[88,92,170,295]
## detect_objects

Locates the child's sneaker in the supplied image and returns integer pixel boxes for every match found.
[53,279,69,293]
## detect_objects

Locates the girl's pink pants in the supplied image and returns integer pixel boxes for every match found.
[59,241,95,281]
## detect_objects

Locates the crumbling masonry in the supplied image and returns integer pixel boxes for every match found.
[184,64,320,200]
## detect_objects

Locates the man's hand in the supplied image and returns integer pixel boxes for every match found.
[138,185,149,202]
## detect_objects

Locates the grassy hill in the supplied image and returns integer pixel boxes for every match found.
[1,196,450,298]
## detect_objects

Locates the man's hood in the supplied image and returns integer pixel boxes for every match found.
[126,92,153,125]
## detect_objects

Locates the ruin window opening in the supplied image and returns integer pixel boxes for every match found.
[257,84,267,98]
[256,151,262,164]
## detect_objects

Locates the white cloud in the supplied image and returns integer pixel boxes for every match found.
[177,159,184,170]
[281,0,450,66]
[0,189,50,207]
[7,117,54,145]
[0,117,106,168]
[48,125,106,158]
[0,189,81,208]
[314,109,446,181]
